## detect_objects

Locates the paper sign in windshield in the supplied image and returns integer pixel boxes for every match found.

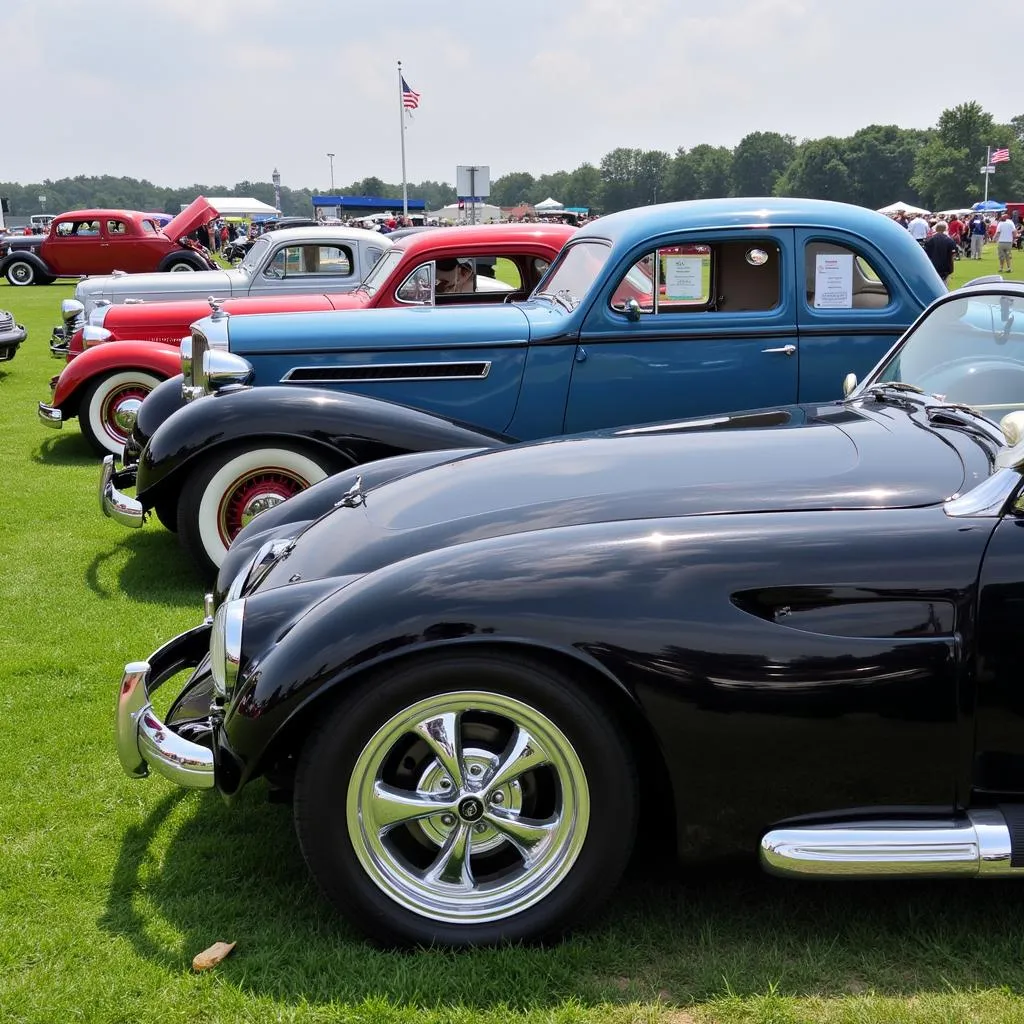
[663,256,705,301]
[814,253,853,308]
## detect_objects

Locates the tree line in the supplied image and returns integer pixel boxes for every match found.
[2,103,1021,221]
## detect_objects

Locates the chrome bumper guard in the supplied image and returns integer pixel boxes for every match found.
[116,622,215,789]
[100,454,144,527]
[50,326,69,359]
[38,402,63,429]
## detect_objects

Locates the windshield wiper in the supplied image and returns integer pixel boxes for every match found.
[854,381,927,404]
[536,288,579,312]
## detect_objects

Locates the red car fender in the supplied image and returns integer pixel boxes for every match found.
[51,341,181,413]
[66,328,86,360]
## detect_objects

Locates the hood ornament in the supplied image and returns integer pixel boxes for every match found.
[208,296,229,320]
[335,475,366,509]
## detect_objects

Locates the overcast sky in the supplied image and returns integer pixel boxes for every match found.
[4,0,1021,192]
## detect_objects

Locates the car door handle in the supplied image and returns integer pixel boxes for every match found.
[762,344,796,356]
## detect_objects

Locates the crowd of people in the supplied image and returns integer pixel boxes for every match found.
[888,208,1022,284]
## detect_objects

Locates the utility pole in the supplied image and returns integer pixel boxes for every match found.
[327,153,335,194]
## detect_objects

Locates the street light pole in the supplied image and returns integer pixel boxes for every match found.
[272,168,281,213]
[327,153,335,194]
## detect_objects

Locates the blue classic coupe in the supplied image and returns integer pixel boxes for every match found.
[102,197,948,573]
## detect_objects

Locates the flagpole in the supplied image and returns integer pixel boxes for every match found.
[985,145,991,205]
[398,59,409,220]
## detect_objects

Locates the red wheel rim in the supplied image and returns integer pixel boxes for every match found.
[218,467,309,545]
[100,383,152,443]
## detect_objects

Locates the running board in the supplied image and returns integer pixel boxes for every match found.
[761,807,1024,878]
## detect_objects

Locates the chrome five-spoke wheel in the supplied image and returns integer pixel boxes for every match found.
[349,691,589,924]
[294,655,637,947]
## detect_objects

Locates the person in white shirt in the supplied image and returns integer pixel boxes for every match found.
[994,213,1018,274]
[907,215,930,243]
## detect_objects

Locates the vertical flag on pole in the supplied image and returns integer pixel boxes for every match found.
[398,62,417,219]
[401,77,421,110]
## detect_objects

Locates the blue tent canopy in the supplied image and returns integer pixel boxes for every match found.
[973,199,1006,211]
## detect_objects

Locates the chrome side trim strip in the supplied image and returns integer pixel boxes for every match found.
[760,810,1017,878]
[279,360,492,384]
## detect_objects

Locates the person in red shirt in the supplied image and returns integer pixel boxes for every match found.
[947,216,964,258]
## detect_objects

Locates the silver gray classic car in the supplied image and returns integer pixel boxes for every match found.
[51,226,394,354]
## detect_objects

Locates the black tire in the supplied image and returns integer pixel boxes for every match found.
[163,255,201,272]
[5,259,36,286]
[176,442,340,578]
[153,500,178,533]
[293,653,638,948]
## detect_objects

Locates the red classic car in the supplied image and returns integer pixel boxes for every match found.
[38,223,575,455]
[0,197,218,286]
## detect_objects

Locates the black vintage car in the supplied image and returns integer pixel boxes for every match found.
[117,283,1024,947]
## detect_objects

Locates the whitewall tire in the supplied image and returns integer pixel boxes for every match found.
[177,445,333,576]
[80,370,163,457]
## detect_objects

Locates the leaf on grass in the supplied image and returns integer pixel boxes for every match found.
[191,940,236,971]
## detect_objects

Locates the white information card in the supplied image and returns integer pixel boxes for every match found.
[813,253,853,308]
[663,255,705,300]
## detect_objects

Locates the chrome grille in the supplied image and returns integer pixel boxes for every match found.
[0,311,14,333]
[190,327,209,391]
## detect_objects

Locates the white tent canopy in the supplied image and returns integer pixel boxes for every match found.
[534,197,564,211]
[206,197,280,217]
[876,200,931,216]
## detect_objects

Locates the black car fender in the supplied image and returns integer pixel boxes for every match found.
[0,249,51,277]
[214,446,491,602]
[135,384,513,511]
[219,520,666,795]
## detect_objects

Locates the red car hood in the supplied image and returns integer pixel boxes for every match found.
[162,196,218,241]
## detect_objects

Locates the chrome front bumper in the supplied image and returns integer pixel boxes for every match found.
[38,401,63,429]
[100,454,144,527]
[116,622,215,789]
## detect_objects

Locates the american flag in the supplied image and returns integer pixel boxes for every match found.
[992,148,1010,164]
[401,76,420,110]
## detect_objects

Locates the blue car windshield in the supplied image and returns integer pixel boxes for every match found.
[875,292,1024,421]
[533,240,611,309]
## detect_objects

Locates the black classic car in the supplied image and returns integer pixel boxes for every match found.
[117,283,1024,947]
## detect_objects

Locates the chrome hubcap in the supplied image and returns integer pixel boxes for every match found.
[239,492,285,527]
[348,691,589,924]
[112,397,143,433]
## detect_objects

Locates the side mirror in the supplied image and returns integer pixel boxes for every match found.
[625,297,641,322]
[842,372,858,397]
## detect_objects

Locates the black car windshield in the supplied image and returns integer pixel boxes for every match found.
[360,249,404,295]
[871,291,1024,422]
[533,240,611,309]
[240,235,272,274]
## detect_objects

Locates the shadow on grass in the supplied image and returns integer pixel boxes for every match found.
[86,529,204,604]
[100,785,1024,1010]
[32,431,97,466]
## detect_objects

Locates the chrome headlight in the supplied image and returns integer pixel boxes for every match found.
[82,325,112,348]
[209,598,245,698]
[201,349,253,394]
[61,298,85,329]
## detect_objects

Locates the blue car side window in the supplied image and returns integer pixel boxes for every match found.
[804,241,891,310]
[610,241,780,316]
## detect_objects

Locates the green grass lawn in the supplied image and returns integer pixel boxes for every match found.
[1,248,1024,1024]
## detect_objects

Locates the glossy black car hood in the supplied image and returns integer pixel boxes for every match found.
[260,401,972,589]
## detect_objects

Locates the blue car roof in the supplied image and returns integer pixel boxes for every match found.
[576,196,921,252]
